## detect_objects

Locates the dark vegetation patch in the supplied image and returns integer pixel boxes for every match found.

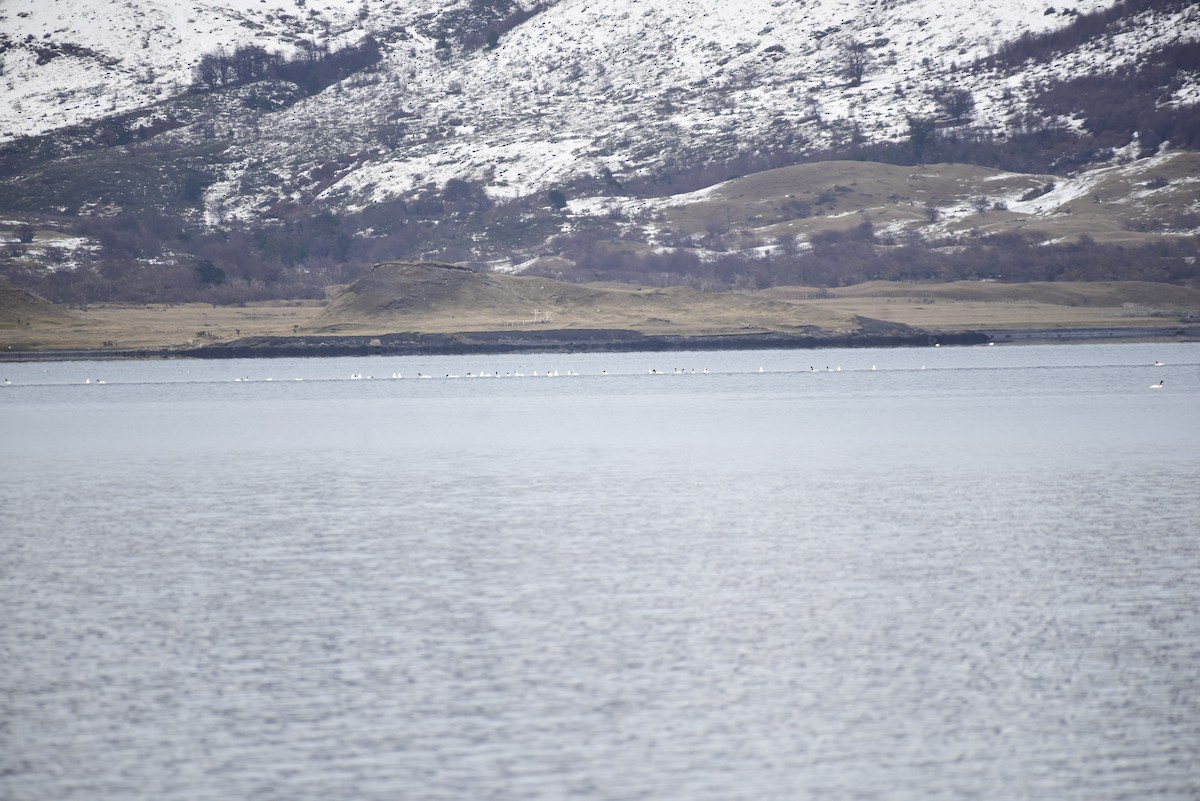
[435,0,550,53]
[190,37,381,95]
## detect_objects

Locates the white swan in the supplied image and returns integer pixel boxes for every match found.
[1150,379,1164,389]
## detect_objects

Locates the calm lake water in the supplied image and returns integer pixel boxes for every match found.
[2,342,1198,801]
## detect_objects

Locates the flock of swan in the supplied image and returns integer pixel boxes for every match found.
[0,359,1177,387]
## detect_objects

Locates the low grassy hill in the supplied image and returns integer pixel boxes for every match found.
[0,277,78,328]
[311,261,861,336]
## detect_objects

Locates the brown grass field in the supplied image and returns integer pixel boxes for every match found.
[2,269,1198,354]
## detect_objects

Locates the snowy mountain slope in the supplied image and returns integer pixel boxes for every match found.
[288,0,1121,204]
[196,0,1200,226]
[0,0,464,140]
[5,0,1197,221]
[1,0,1198,298]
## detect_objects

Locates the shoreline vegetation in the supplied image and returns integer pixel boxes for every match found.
[3,267,1199,360]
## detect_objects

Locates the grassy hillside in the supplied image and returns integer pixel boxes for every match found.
[310,264,1200,339]
[657,153,1200,248]
[0,277,78,328]
[313,261,860,336]
[4,269,1197,353]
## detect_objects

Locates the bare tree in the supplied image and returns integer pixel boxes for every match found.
[839,39,871,87]
[193,49,231,90]
[931,85,976,122]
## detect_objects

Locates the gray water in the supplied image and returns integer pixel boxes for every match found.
[2,342,1198,800]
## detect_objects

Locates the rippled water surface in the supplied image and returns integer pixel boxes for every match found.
[3,343,1199,800]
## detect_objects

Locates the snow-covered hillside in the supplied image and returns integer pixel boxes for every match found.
[219,0,1127,217]
[246,0,1200,222]
[0,0,451,140]
[1,0,1197,227]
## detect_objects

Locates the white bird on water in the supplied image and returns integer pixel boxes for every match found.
[1150,379,1164,389]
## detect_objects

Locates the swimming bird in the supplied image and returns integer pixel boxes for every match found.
[1150,379,1164,389]
[1154,360,1165,366]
